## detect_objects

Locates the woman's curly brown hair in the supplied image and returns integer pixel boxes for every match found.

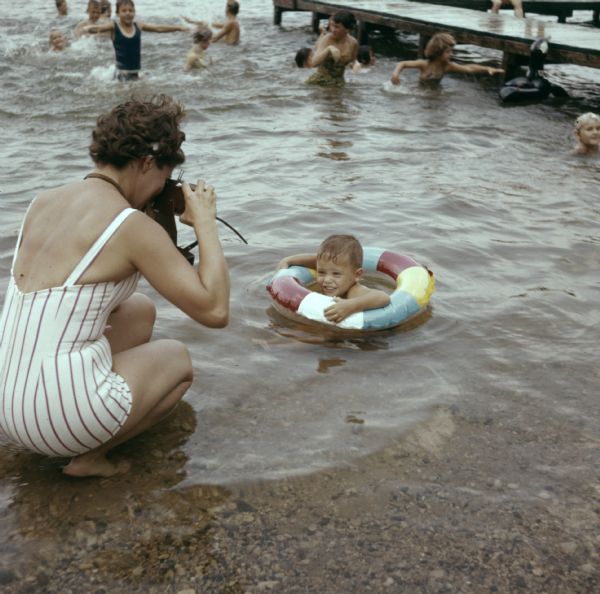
[89,95,186,169]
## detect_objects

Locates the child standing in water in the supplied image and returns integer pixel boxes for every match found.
[184,29,213,71]
[84,0,188,81]
[74,0,102,38]
[185,1,240,46]
[277,235,390,324]
[212,1,240,45]
[573,112,600,155]
[391,32,503,85]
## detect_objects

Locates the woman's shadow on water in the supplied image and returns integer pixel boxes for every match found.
[0,401,234,590]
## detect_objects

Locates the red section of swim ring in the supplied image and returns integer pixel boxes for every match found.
[267,275,310,312]
[376,251,418,278]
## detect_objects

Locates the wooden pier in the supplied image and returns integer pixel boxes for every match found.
[405,0,600,25]
[273,0,600,73]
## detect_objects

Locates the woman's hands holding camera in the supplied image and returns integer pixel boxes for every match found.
[179,180,217,227]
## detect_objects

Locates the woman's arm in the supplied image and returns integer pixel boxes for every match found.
[127,181,230,328]
[391,59,424,85]
[447,62,504,75]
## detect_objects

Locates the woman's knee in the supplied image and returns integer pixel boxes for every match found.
[160,339,194,382]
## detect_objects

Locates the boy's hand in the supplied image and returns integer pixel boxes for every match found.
[324,298,354,323]
[276,257,291,270]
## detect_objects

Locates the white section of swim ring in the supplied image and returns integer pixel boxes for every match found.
[297,292,365,330]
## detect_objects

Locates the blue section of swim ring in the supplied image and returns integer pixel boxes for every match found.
[362,247,385,272]
[270,266,315,287]
[363,290,421,330]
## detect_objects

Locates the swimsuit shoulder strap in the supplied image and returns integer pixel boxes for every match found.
[64,207,137,286]
[11,198,38,274]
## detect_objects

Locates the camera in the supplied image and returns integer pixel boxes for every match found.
[152,178,196,215]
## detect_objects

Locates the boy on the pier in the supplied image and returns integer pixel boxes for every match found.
[491,0,524,18]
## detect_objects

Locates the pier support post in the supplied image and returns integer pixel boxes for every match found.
[418,34,431,59]
[357,21,369,45]
[274,6,283,26]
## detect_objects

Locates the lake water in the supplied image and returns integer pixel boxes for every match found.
[1,0,599,491]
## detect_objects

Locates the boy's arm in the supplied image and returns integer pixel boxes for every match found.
[211,20,232,42]
[390,59,423,85]
[140,21,188,33]
[447,62,504,75]
[84,21,115,34]
[276,253,317,270]
[324,288,390,323]
[183,16,208,27]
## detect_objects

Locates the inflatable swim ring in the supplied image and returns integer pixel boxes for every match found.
[267,247,435,330]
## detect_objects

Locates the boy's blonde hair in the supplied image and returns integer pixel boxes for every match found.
[575,112,600,131]
[424,32,455,60]
[317,235,363,269]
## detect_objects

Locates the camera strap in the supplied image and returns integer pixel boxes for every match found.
[84,173,126,199]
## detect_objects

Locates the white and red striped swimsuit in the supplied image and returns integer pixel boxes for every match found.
[0,208,139,457]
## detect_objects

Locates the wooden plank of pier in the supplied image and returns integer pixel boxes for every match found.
[273,0,600,71]
[406,0,600,25]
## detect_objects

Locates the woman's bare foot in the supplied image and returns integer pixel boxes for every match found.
[63,454,130,478]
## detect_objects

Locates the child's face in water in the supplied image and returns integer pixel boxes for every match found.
[316,256,360,298]
[49,30,67,51]
[441,46,453,62]
[577,120,600,149]
[88,4,101,21]
[117,2,135,25]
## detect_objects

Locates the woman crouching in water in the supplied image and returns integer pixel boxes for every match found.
[0,96,230,477]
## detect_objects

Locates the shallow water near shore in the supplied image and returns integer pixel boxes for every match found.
[1,0,600,591]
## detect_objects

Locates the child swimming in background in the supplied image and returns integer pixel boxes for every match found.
[74,0,102,38]
[55,0,68,16]
[573,112,600,155]
[277,235,390,324]
[295,47,313,68]
[391,32,503,85]
[212,1,240,45]
[83,0,188,81]
[184,29,213,71]
[49,28,68,51]
[99,0,112,20]
[351,45,375,74]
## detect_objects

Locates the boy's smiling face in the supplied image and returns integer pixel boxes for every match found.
[316,256,361,298]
